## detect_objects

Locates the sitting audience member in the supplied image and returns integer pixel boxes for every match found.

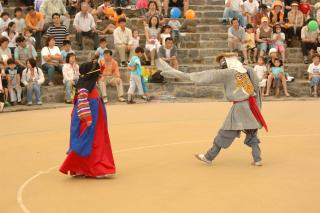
[110,8,127,28]
[6,59,22,105]
[269,1,285,28]
[245,24,257,64]
[95,38,109,62]
[0,61,9,106]
[62,53,79,103]
[73,2,99,50]
[14,36,37,74]
[12,7,26,35]
[60,40,74,62]
[285,1,304,47]
[1,22,19,55]
[265,48,290,97]
[0,36,12,64]
[222,0,245,27]
[95,0,114,19]
[307,53,320,97]
[21,58,45,106]
[243,0,259,25]
[130,29,140,50]
[24,29,36,47]
[98,50,126,103]
[144,1,164,26]
[25,7,44,50]
[0,67,4,112]
[136,0,149,16]
[227,18,248,64]
[254,56,268,95]
[168,16,182,47]
[160,25,172,45]
[255,4,269,27]
[158,37,179,69]
[40,0,70,30]
[301,19,318,64]
[272,23,286,62]
[256,17,273,57]
[163,0,189,18]
[47,13,70,48]
[113,18,134,67]
[0,12,11,33]
[145,15,161,66]
[41,36,62,86]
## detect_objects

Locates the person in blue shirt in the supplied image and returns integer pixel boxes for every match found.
[95,38,108,62]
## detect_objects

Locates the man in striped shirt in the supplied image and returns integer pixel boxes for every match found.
[47,13,70,48]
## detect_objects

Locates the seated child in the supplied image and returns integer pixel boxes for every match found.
[266,58,290,97]
[5,59,22,105]
[168,17,181,47]
[160,25,172,46]
[254,56,267,95]
[245,24,257,64]
[61,40,74,63]
[272,23,286,62]
[307,53,320,97]
[95,38,108,62]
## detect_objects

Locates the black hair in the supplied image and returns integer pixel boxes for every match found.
[27,7,35,12]
[135,47,145,53]
[63,40,71,46]
[118,17,126,23]
[260,4,268,10]
[165,37,173,42]
[27,58,37,68]
[66,53,76,63]
[100,38,107,43]
[115,7,123,15]
[148,1,159,11]
[103,49,113,56]
[16,36,26,43]
[246,23,253,29]
[6,22,16,34]
[1,12,9,18]
[148,15,159,29]
[7,58,15,65]
[14,7,23,16]
[231,17,239,24]
[52,13,60,19]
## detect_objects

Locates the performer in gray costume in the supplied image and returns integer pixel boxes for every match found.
[159,53,268,166]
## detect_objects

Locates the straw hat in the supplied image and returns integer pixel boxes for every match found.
[216,52,238,63]
[272,1,283,9]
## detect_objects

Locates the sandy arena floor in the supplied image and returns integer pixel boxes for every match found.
[1,101,320,213]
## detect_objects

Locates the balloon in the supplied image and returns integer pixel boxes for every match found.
[308,20,318,32]
[299,3,310,15]
[185,9,195,20]
[170,7,181,18]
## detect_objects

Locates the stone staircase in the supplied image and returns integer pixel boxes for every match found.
[5,0,313,102]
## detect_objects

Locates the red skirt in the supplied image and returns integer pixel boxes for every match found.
[59,97,116,177]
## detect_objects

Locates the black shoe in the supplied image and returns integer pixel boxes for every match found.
[222,20,227,25]
[127,100,136,104]
[120,62,127,67]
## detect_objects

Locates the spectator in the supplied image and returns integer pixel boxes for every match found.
[47,13,70,48]
[35,0,45,12]
[66,0,78,17]
[222,0,245,27]
[308,53,320,97]
[25,7,44,50]
[158,37,179,69]
[40,0,70,30]
[21,58,45,106]
[285,1,304,47]
[78,0,96,14]
[41,36,62,86]
[0,61,9,106]
[168,16,182,47]
[315,0,320,25]
[160,25,172,45]
[245,24,257,64]
[254,56,268,95]
[269,1,285,28]
[145,15,161,66]
[0,36,12,64]
[113,17,134,67]
[243,0,259,25]
[95,38,109,62]
[1,22,19,55]
[301,19,318,64]
[144,1,164,26]
[73,2,99,50]
[99,7,127,34]
[62,53,79,103]
[163,0,189,18]
[255,4,269,27]
[14,36,37,74]
[136,0,149,16]
[113,0,128,8]
[60,40,74,62]
[267,58,290,97]
[256,17,273,57]
[6,59,22,105]
[0,12,11,33]
[227,18,248,64]
[95,0,114,19]
[98,50,126,103]
[12,7,26,35]
[24,29,36,47]
[130,29,140,50]
[272,23,286,62]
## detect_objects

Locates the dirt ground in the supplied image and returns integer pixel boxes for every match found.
[1,101,320,213]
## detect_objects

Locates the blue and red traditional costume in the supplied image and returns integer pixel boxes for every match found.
[60,60,116,177]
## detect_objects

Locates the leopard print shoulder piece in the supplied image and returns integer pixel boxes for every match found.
[234,72,255,96]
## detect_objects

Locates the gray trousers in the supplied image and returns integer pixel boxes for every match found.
[205,129,262,162]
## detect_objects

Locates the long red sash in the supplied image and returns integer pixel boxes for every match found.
[233,96,268,132]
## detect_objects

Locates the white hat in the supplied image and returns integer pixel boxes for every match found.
[269,48,277,55]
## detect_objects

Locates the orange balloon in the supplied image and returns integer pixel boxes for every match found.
[185,9,195,20]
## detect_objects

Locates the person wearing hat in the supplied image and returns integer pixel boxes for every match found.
[160,52,268,166]
[301,19,318,64]
[228,17,249,64]
[256,16,273,57]
[60,55,116,178]
[286,1,304,47]
[254,4,269,27]
[270,0,285,27]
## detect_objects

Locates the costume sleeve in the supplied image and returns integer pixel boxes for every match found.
[77,88,92,123]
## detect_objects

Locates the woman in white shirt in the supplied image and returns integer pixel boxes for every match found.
[62,53,79,103]
[21,58,45,106]
[1,22,19,55]
[0,36,12,65]
[41,36,62,86]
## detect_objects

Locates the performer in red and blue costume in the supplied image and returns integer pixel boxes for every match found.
[60,57,116,178]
